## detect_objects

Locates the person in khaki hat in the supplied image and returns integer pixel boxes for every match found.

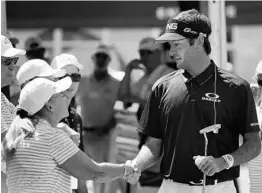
[76,43,120,193]
[1,34,26,193]
[24,36,49,62]
[2,77,135,193]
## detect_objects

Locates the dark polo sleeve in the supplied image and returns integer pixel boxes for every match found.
[238,82,260,135]
[137,84,163,139]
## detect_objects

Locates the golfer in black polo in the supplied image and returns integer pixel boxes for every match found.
[123,9,261,193]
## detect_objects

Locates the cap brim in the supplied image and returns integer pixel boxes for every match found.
[52,69,67,78]
[154,32,185,43]
[39,68,66,78]
[54,76,72,94]
[74,62,83,70]
[3,48,26,57]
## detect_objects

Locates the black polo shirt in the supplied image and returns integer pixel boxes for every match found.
[138,60,260,183]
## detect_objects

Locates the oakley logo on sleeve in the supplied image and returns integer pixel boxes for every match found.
[202,93,221,103]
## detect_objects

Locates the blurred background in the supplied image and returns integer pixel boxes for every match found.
[2,1,262,82]
[1,1,262,193]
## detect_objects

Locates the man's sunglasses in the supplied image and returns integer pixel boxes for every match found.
[139,50,153,57]
[59,73,81,82]
[1,56,19,66]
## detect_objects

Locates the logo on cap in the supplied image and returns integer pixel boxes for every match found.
[166,23,178,30]
[184,28,198,35]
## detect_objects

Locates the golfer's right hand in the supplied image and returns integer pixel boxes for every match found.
[193,155,206,168]
[196,156,227,176]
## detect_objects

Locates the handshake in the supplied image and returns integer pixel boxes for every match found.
[94,159,142,184]
[122,160,141,185]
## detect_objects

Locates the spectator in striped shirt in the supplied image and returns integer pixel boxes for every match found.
[2,77,134,193]
[1,35,26,193]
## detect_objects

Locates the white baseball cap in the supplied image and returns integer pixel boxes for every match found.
[16,59,66,85]
[18,77,72,115]
[1,35,26,57]
[51,53,83,70]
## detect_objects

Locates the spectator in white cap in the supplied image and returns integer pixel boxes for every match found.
[76,43,120,193]
[1,34,26,193]
[1,34,26,139]
[51,53,84,193]
[16,59,66,88]
[51,53,83,99]
[1,35,25,96]
[1,32,20,101]
[2,77,134,193]
[51,54,83,140]
[16,58,80,145]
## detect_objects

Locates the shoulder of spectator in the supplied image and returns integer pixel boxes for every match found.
[109,75,121,90]
[76,76,90,95]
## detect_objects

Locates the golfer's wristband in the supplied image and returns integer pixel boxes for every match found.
[222,154,234,169]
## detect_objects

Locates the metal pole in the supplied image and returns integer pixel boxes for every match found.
[53,28,63,57]
[1,1,7,36]
[208,0,227,69]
